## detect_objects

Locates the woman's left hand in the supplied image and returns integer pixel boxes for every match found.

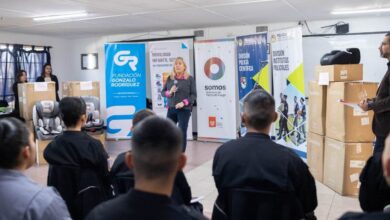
[175,102,185,109]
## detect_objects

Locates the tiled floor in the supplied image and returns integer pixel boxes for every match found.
[25,140,361,220]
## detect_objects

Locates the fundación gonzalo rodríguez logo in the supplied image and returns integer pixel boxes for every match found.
[114,50,138,71]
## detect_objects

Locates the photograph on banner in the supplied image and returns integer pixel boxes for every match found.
[236,33,270,136]
[148,40,193,140]
[105,43,146,139]
[195,39,237,141]
[271,26,307,158]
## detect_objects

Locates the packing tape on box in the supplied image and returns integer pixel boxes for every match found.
[308,139,321,146]
[350,160,366,168]
[361,117,370,126]
[350,173,359,183]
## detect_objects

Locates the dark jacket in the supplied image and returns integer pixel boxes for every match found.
[212,132,317,219]
[359,151,390,212]
[12,82,20,113]
[369,62,390,138]
[36,74,60,101]
[110,152,192,205]
[44,131,112,220]
[86,189,207,220]
[339,211,390,220]
[161,75,196,110]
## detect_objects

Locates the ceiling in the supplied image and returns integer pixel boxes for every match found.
[0,0,389,38]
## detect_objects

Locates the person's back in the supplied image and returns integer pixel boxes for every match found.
[87,117,206,220]
[212,90,317,220]
[44,97,111,219]
[0,118,70,220]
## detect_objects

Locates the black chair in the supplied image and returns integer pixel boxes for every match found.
[213,188,305,220]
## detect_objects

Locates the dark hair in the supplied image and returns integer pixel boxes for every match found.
[59,97,86,127]
[132,109,155,129]
[0,118,30,169]
[386,33,390,43]
[41,63,52,77]
[16,70,27,83]
[300,97,305,102]
[244,90,275,130]
[131,116,182,180]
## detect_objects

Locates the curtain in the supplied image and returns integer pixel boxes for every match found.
[0,46,15,102]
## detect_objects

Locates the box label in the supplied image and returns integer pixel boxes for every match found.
[350,173,359,183]
[340,70,348,79]
[361,117,370,126]
[34,82,48,92]
[353,108,369,116]
[318,72,330,85]
[350,160,365,168]
[80,81,93,91]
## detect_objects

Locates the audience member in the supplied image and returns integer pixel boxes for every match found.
[0,118,71,219]
[86,117,207,220]
[212,90,317,220]
[44,97,111,220]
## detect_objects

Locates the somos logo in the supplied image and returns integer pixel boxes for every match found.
[204,57,225,80]
[114,51,138,71]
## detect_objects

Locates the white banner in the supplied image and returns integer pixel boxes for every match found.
[271,26,307,158]
[195,39,237,140]
[149,41,193,139]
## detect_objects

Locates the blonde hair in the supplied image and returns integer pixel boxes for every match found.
[170,57,190,80]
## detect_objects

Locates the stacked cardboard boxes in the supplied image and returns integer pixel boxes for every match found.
[308,64,375,196]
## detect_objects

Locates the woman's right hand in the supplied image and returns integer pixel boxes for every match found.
[170,85,177,94]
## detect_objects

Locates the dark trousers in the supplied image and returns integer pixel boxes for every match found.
[167,108,191,152]
[374,136,386,154]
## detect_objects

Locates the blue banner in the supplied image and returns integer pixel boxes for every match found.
[105,43,146,139]
[236,33,269,135]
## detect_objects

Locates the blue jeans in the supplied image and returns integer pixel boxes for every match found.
[167,108,191,152]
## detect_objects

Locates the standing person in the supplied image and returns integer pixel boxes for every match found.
[212,90,317,220]
[0,118,71,220]
[161,57,196,152]
[297,97,306,143]
[358,33,390,212]
[293,96,299,140]
[12,70,28,117]
[86,117,207,220]
[277,94,289,140]
[36,63,60,101]
[44,97,111,219]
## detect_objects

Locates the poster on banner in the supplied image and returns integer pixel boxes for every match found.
[271,26,307,159]
[195,39,237,141]
[149,41,193,139]
[236,33,270,136]
[105,43,146,139]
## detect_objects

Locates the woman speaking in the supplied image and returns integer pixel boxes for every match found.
[161,57,196,152]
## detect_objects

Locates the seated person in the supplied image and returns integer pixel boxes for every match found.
[212,90,317,220]
[44,97,111,220]
[86,117,207,220]
[12,69,28,118]
[339,135,390,219]
[0,118,70,219]
[110,109,192,206]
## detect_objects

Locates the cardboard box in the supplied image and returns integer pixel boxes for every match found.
[18,82,56,121]
[323,137,373,196]
[307,132,325,182]
[88,131,106,149]
[316,64,363,83]
[326,82,377,142]
[308,81,327,135]
[62,81,100,98]
[35,139,52,165]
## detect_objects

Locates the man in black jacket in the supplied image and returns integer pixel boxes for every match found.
[212,90,317,220]
[358,33,390,212]
[86,117,207,220]
[44,97,111,220]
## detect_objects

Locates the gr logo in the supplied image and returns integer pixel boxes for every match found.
[114,50,138,71]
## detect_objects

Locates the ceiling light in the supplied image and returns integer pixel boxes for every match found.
[33,11,88,21]
[331,8,390,15]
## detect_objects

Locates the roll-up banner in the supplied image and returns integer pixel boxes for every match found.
[148,41,193,139]
[271,26,307,158]
[105,43,146,139]
[195,39,237,141]
[236,33,270,136]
